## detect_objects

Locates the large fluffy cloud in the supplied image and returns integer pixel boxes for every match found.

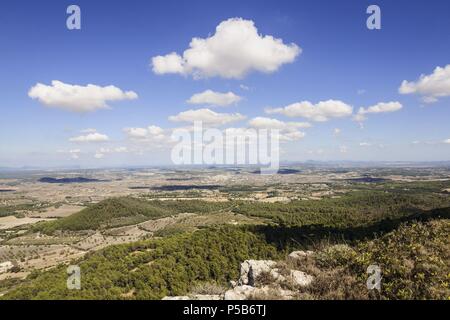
[151,18,301,79]
[353,101,402,122]
[265,100,353,122]
[399,65,450,103]
[169,108,246,126]
[69,132,109,143]
[28,80,138,112]
[187,90,241,107]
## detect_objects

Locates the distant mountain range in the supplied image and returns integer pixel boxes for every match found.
[0,161,449,173]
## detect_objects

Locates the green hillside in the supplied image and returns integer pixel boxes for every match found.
[34,197,231,233]
[3,217,449,300]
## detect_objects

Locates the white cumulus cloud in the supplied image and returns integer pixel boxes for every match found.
[265,100,353,122]
[187,90,242,107]
[399,65,450,103]
[151,18,301,79]
[354,101,402,122]
[169,108,246,126]
[444,139,450,144]
[28,80,138,112]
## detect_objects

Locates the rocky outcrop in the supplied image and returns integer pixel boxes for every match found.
[163,252,315,301]
[224,255,315,300]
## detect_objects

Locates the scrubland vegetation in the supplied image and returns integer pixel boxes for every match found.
[1,179,449,300]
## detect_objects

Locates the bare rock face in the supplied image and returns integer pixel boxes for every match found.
[238,260,277,286]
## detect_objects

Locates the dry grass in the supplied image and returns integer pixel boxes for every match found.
[189,282,227,295]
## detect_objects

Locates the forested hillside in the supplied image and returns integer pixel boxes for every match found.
[3,217,449,300]
[3,183,449,300]
[34,197,231,233]
[3,227,281,299]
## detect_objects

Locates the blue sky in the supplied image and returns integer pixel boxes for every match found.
[0,0,449,167]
